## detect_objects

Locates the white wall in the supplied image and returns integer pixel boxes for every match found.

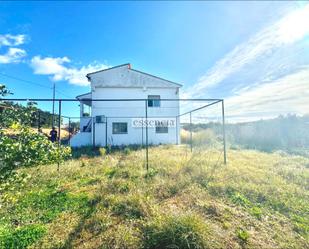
[92,87,180,146]
[70,132,92,147]
[80,117,91,131]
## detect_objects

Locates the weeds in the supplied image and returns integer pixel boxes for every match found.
[0,146,308,248]
[143,213,209,249]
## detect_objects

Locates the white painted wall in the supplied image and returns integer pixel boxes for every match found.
[71,64,181,147]
[70,132,92,147]
[92,87,180,146]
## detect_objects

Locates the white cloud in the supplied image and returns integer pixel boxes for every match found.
[224,67,309,121]
[0,47,26,64]
[0,34,26,47]
[189,67,309,123]
[185,4,309,97]
[0,34,27,64]
[30,56,109,86]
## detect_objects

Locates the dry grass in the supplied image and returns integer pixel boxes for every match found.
[3,128,69,139]
[0,146,308,248]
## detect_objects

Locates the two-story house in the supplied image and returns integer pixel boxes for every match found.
[70,63,182,147]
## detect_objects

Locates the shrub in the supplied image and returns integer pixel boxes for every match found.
[99,147,106,156]
[0,124,71,170]
[143,214,209,249]
[124,147,131,155]
[144,168,158,179]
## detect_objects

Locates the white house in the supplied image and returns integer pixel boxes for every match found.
[70,63,182,147]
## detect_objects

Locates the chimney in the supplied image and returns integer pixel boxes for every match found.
[128,63,131,69]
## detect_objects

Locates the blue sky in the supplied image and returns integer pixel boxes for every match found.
[0,1,308,122]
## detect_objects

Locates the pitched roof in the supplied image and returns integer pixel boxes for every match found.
[86,63,130,78]
[86,63,182,88]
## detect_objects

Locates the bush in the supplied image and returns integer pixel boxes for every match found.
[0,124,71,170]
[143,214,209,249]
[99,147,107,156]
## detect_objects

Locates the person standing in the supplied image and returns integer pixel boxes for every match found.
[50,127,58,142]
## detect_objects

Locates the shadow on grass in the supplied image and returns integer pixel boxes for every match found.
[70,145,147,159]
[61,195,102,249]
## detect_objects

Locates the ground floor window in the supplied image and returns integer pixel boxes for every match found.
[155,125,168,133]
[113,122,128,134]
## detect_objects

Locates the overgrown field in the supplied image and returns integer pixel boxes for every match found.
[0,146,308,249]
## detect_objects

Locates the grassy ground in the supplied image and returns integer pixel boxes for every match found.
[0,146,308,248]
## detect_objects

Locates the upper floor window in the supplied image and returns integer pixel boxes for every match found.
[148,95,160,107]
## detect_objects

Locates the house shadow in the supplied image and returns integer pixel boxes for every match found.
[70,144,147,159]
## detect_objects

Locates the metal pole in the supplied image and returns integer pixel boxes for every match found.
[58,100,61,143]
[92,117,95,149]
[57,100,61,171]
[52,82,55,127]
[142,121,144,147]
[221,100,227,164]
[145,100,149,170]
[175,116,178,145]
[68,117,71,145]
[105,117,108,149]
[37,110,40,132]
[190,112,192,152]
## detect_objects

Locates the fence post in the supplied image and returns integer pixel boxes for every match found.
[52,82,55,127]
[221,100,227,164]
[92,117,95,149]
[190,112,192,152]
[175,116,177,145]
[58,100,61,143]
[68,117,71,144]
[145,100,149,170]
[141,118,144,147]
[37,110,40,132]
[57,100,62,171]
[105,117,108,149]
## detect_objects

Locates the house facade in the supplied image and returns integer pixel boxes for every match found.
[70,64,182,147]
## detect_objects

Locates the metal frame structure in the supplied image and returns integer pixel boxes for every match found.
[1,98,227,168]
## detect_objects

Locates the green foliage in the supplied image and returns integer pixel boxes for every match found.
[123,147,131,155]
[249,206,262,220]
[0,224,46,249]
[236,228,249,243]
[0,124,71,170]
[99,147,107,156]
[0,85,59,129]
[0,101,38,129]
[0,84,11,97]
[144,168,158,179]
[14,189,89,223]
[231,192,251,207]
[104,168,117,179]
[143,214,209,249]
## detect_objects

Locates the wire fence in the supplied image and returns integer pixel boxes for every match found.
[1,98,227,169]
